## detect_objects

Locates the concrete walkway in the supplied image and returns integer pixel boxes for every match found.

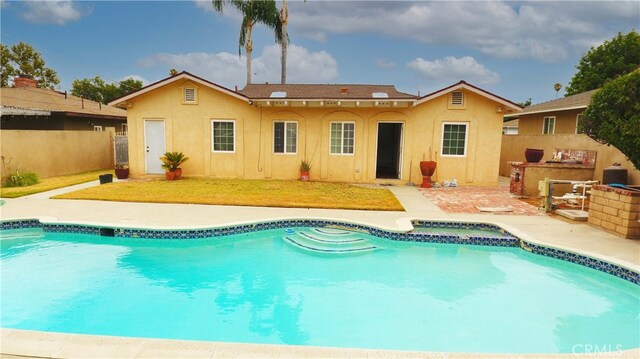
[1,180,639,358]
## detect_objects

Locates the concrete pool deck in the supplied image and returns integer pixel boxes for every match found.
[1,180,639,358]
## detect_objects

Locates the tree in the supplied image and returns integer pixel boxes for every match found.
[565,31,640,96]
[71,76,143,104]
[279,0,289,84]
[1,42,60,89]
[580,70,640,169]
[553,83,562,98]
[518,98,532,107]
[212,0,281,84]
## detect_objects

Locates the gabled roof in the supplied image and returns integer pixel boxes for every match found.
[108,71,250,108]
[1,87,126,119]
[415,80,523,112]
[504,89,598,118]
[239,84,416,100]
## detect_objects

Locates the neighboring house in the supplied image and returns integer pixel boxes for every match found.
[109,72,522,185]
[499,89,639,184]
[503,90,597,135]
[1,76,127,132]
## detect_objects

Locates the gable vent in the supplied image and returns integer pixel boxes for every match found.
[451,91,464,106]
[184,88,196,102]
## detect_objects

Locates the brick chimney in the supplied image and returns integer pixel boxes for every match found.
[14,76,38,88]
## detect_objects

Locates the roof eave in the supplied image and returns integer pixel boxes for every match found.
[503,105,588,118]
[108,72,250,108]
[415,81,523,112]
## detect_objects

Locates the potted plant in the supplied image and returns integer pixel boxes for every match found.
[160,152,189,180]
[114,163,129,179]
[300,160,311,181]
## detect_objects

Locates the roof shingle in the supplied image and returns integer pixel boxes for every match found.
[239,83,416,100]
[518,89,598,116]
[1,87,126,118]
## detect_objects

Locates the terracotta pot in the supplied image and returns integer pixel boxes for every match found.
[525,148,544,163]
[115,168,129,179]
[166,171,176,181]
[174,168,182,179]
[419,161,437,176]
[300,171,310,181]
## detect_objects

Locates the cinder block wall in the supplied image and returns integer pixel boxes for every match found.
[1,130,113,181]
[588,185,640,239]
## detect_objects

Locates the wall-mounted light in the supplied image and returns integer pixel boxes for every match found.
[496,106,503,113]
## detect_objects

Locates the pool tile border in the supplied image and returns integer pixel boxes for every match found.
[2,218,638,285]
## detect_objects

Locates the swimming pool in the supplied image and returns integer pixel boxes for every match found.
[1,219,639,354]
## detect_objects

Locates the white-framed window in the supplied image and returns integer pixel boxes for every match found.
[330,122,355,155]
[543,116,555,134]
[576,113,583,134]
[183,87,197,103]
[441,122,468,156]
[93,125,103,131]
[273,121,297,154]
[450,91,464,106]
[212,120,235,152]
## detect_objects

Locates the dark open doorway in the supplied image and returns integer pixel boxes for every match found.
[376,123,403,179]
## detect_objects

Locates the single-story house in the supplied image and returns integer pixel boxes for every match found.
[1,76,127,132]
[109,71,522,185]
[503,90,597,135]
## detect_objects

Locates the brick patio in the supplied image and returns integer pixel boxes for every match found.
[418,183,542,215]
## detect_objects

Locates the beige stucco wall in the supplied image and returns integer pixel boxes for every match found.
[126,79,508,186]
[518,109,583,135]
[500,134,640,184]
[0,130,113,179]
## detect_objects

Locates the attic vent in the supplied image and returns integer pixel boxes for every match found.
[184,88,196,102]
[372,92,389,98]
[340,87,348,95]
[270,91,287,98]
[451,91,464,106]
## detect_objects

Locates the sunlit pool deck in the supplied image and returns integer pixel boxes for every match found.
[1,180,639,358]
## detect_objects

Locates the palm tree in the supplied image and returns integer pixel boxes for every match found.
[213,0,281,85]
[279,0,289,84]
[554,82,562,98]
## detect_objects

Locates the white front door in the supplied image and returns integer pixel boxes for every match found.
[144,120,165,174]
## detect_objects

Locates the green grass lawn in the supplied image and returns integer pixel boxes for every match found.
[1,169,113,198]
[54,178,405,211]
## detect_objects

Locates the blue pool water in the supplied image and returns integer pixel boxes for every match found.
[1,227,639,353]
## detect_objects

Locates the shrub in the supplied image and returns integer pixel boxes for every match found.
[5,170,39,187]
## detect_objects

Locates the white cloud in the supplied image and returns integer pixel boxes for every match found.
[375,59,395,69]
[20,1,87,25]
[193,1,213,13]
[287,1,639,62]
[138,44,338,88]
[407,56,500,85]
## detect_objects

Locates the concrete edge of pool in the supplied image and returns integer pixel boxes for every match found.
[3,215,639,274]
[2,216,639,358]
[3,329,639,359]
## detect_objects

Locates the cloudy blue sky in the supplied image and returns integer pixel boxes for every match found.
[1,0,638,104]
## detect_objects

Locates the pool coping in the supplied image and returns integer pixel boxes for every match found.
[3,328,639,358]
[2,215,639,357]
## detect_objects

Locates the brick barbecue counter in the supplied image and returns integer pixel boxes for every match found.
[588,185,640,239]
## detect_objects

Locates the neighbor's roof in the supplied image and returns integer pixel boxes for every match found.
[416,80,523,112]
[504,89,598,118]
[239,83,416,100]
[1,87,126,119]
[108,71,249,107]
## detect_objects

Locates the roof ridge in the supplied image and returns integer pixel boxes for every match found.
[528,89,598,108]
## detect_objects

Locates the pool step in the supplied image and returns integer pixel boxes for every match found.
[283,228,377,254]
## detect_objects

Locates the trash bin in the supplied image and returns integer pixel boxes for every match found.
[99,174,113,184]
[603,163,627,185]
